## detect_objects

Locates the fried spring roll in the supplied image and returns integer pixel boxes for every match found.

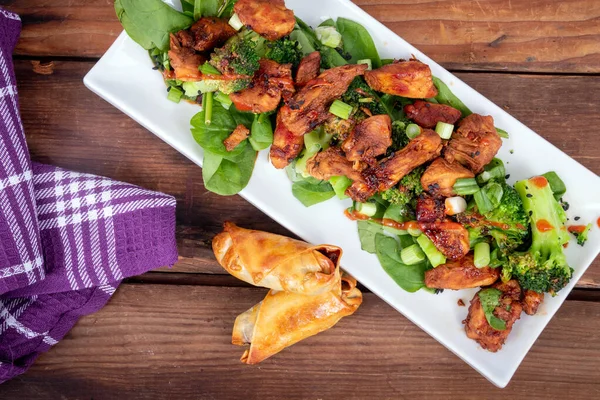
[212,222,341,295]
[232,275,362,364]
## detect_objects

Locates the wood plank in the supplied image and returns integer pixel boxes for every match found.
[3,0,600,73]
[13,59,600,287]
[0,284,599,398]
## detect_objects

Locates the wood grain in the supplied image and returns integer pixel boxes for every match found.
[2,0,599,73]
[0,284,599,399]
[13,60,600,287]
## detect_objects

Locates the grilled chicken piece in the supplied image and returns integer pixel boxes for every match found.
[420,157,475,197]
[280,64,368,137]
[416,194,445,223]
[234,0,295,41]
[341,115,392,166]
[444,114,502,173]
[522,290,544,315]
[270,111,304,169]
[425,254,500,290]
[223,124,250,151]
[306,147,364,182]
[189,17,236,51]
[296,51,321,87]
[364,60,438,98]
[230,59,295,113]
[346,129,442,202]
[418,221,470,260]
[404,100,462,129]
[168,33,205,81]
[464,280,523,352]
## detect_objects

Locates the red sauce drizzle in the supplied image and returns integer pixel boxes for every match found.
[597,217,600,228]
[536,219,554,232]
[373,219,419,231]
[568,225,587,234]
[344,209,370,221]
[563,242,569,248]
[530,176,548,188]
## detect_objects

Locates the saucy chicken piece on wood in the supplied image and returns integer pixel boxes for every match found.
[420,157,475,197]
[415,194,445,223]
[223,124,250,151]
[346,129,442,202]
[341,115,392,166]
[270,111,305,169]
[444,114,502,173]
[364,60,438,98]
[234,0,295,41]
[522,290,544,315]
[425,254,500,290]
[295,51,321,87]
[168,33,205,81]
[189,17,236,51]
[418,221,470,260]
[464,280,523,352]
[306,147,364,182]
[230,59,295,113]
[404,100,462,129]
[280,64,368,136]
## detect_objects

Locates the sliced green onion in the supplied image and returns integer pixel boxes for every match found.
[214,92,232,110]
[407,227,422,237]
[200,62,221,75]
[453,178,480,195]
[355,202,378,217]
[357,58,372,70]
[358,97,373,103]
[315,26,342,48]
[401,244,426,265]
[473,188,494,214]
[203,92,213,125]
[329,175,353,199]
[228,13,244,31]
[496,127,509,138]
[435,121,454,139]
[416,234,446,268]
[542,171,566,200]
[167,86,183,103]
[477,158,505,184]
[474,242,491,268]
[329,100,353,120]
[484,182,503,208]
[406,123,422,139]
[445,196,467,215]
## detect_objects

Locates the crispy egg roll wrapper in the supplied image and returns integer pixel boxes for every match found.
[213,222,341,295]
[232,275,362,364]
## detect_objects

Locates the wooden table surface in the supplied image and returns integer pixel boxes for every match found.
[1,0,599,398]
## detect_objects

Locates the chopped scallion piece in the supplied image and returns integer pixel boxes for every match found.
[407,227,422,237]
[401,244,426,265]
[445,196,467,215]
[435,121,454,139]
[357,58,372,70]
[358,98,373,103]
[355,202,378,217]
[329,175,353,199]
[315,26,342,48]
[485,182,504,208]
[329,100,353,119]
[474,242,491,268]
[542,171,566,200]
[167,86,183,103]
[477,158,505,184]
[496,127,509,138]
[214,92,232,110]
[203,92,213,125]
[474,188,494,214]
[200,62,221,75]
[228,13,244,31]
[416,234,446,267]
[406,123,421,139]
[453,178,480,195]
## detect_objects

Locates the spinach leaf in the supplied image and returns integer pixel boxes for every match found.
[336,17,381,68]
[292,178,335,207]
[375,233,427,292]
[202,143,257,195]
[321,47,348,68]
[290,29,317,55]
[294,17,347,68]
[357,220,382,254]
[431,77,472,118]
[183,0,220,18]
[191,103,253,158]
[478,288,507,331]
[249,113,274,151]
[115,0,194,51]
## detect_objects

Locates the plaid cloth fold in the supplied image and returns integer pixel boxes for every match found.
[0,10,178,383]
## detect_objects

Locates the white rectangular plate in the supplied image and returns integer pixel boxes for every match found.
[84,0,600,387]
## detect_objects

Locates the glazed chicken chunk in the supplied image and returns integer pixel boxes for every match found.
[404,100,462,129]
[464,280,524,352]
[425,254,500,290]
[305,147,364,182]
[279,64,368,137]
[168,33,205,81]
[234,0,295,41]
[341,115,392,166]
[230,59,295,113]
[420,157,475,197]
[270,110,305,169]
[189,17,236,52]
[522,290,544,315]
[295,51,321,87]
[415,193,445,223]
[364,60,438,98]
[444,114,502,173]
[418,220,470,260]
[224,124,250,151]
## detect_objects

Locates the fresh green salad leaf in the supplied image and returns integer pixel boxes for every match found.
[431,77,471,118]
[336,17,381,68]
[115,0,193,51]
[478,288,507,331]
[202,143,257,195]
[292,178,336,207]
[294,17,347,68]
[329,175,353,199]
[357,220,382,254]
[249,113,274,151]
[375,233,428,292]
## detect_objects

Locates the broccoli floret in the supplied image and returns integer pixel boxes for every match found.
[380,166,424,211]
[265,37,303,67]
[502,176,573,294]
[210,30,263,76]
[341,77,388,117]
[570,223,592,246]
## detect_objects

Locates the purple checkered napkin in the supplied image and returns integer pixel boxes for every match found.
[0,10,178,383]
